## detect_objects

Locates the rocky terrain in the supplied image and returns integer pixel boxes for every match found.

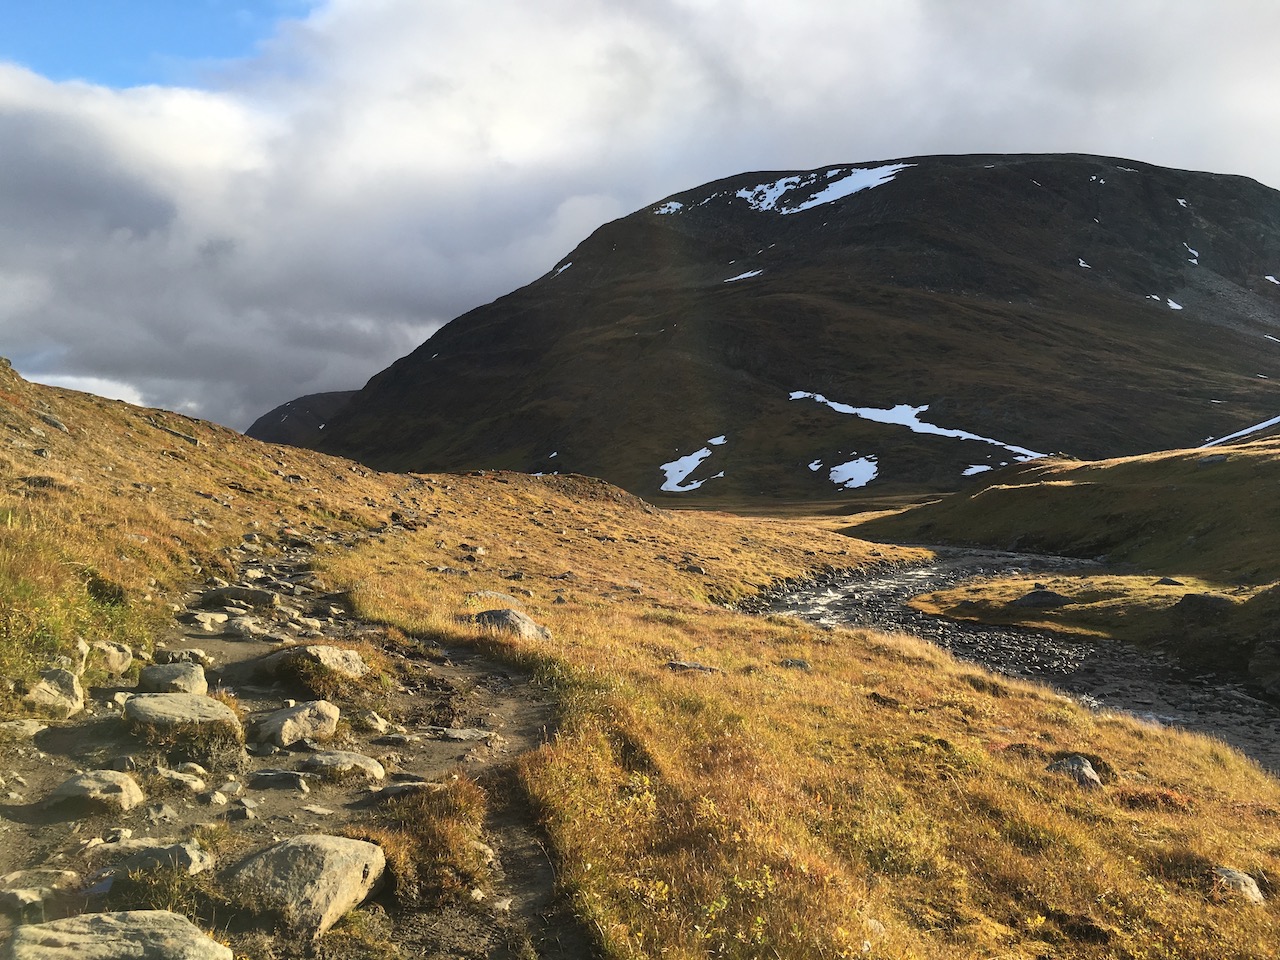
[0,523,589,959]
[284,153,1280,500]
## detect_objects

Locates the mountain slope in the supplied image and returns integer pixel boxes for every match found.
[244,389,356,447]
[308,153,1280,500]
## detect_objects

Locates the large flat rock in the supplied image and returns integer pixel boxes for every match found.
[123,694,241,733]
[0,910,232,959]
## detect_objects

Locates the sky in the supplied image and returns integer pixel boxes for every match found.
[3,0,1280,430]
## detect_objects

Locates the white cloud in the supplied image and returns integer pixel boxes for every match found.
[3,0,1280,428]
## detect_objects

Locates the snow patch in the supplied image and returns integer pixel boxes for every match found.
[1203,413,1280,447]
[790,391,1046,460]
[808,460,823,472]
[735,163,913,215]
[1266,275,1279,284]
[659,437,728,492]
[653,201,684,214]
[1267,335,1280,343]
[1116,166,1138,172]
[829,456,879,489]
[1167,299,1183,310]
[1184,243,1199,258]
[1078,259,1090,269]
[724,269,763,283]
[549,451,558,458]
[963,464,993,476]
[553,262,573,277]
[1177,198,1188,208]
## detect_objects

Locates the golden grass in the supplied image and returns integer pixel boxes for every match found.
[4,362,1280,958]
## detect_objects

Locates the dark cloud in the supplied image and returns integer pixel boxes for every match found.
[3,1,1280,428]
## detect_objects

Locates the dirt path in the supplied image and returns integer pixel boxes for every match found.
[0,526,597,959]
[757,546,1280,773]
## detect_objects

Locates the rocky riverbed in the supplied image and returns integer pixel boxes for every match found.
[757,547,1280,774]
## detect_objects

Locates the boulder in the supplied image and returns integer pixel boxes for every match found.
[256,645,370,681]
[90,641,133,675]
[1247,640,1280,697]
[1045,754,1103,790]
[474,608,551,641]
[100,841,214,879]
[44,771,144,813]
[297,751,386,782]
[224,835,385,938]
[124,694,242,739]
[253,701,339,748]
[1214,866,1265,905]
[21,669,84,719]
[182,612,228,634]
[0,870,81,920]
[138,663,207,696]
[0,720,47,741]
[1172,593,1235,621]
[1009,589,1075,609]
[0,910,232,960]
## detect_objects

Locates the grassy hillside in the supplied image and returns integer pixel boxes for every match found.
[3,361,1279,958]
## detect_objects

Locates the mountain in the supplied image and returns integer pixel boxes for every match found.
[299,153,1280,499]
[244,389,356,447]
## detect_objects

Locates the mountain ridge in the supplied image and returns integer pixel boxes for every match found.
[287,153,1280,499]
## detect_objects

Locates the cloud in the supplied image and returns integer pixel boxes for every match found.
[3,0,1280,428]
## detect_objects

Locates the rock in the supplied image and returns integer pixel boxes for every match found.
[124,694,242,740]
[199,585,279,609]
[224,835,386,938]
[1154,577,1184,587]
[1009,589,1075,609]
[44,771,145,813]
[1045,755,1103,790]
[253,701,339,748]
[0,910,232,959]
[424,726,499,742]
[182,612,228,633]
[90,641,133,675]
[1248,640,1280,696]
[250,769,312,792]
[153,648,213,668]
[1172,593,1235,621]
[297,751,386,782]
[0,870,80,920]
[22,669,84,719]
[56,639,90,678]
[666,660,722,673]
[371,780,446,803]
[138,663,207,696]
[779,658,812,670]
[226,616,266,639]
[103,841,214,878]
[153,768,206,793]
[1214,866,1265,904]
[473,608,551,641]
[0,720,47,741]
[350,709,389,734]
[1197,453,1228,466]
[257,645,370,681]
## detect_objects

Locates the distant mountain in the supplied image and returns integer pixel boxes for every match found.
[244,390,356,448]
[296,153,1280,499]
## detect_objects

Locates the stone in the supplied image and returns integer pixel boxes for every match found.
[138,663,207,696]
[44,771,144,813]
[250,770,311,792]
[0,910,232,959]
[253,700,339,747]
[55,639,90,678]
[350,709,389,734]
[473,608,551,641]
[22,669,84,719]
[90,641,133,675]
[153,768,206,793]
[256,645,370,681]
[103,841,214,878]
[124,694,242,739]
[372,780,446,803]
[153,648,213,668]
[1172,593,1235,621]
[1009,589,1075,609]
[1045,754,1103,790]
[0,720,47,741]
[199,585,279,609]
[297,751,386,782]
[224,835,386,937]
[779,658,812,670]
[226,616,266,639]
[666,660,721,673]
[1247,639,1280,697]
[183,612,228,633]
[0,870,81,920]
[424,726,498,742]
[1154,577,1184,587]
[1214,866,1265,905]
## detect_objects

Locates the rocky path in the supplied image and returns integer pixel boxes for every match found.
[756,547,1280,773]
[0,524,593,959]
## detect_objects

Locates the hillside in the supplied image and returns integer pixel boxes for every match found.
[3,361,1280,957]
[244,390,356,448]
[301,153,1280,501]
